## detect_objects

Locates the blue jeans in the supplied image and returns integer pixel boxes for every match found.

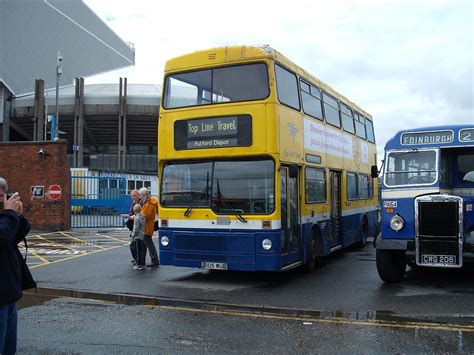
[0,303,17,355]
[130,239,145,266]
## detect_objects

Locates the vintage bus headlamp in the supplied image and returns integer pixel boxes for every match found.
[160,236,170,247]
[390,215,405,231]
[262,239,272,251]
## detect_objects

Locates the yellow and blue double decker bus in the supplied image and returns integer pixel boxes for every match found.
[158,45,379,272]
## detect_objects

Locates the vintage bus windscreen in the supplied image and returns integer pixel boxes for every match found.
[163,63,269,109]
[384,150,437,186]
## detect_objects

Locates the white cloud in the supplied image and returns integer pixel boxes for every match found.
[84,0,473,160]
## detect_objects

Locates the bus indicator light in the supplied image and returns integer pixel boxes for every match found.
[262,220,272,229]
[386,208,394,213]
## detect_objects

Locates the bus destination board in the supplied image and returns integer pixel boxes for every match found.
[459,128,474,143]
[174,115,252,150]
[401,130,453,145]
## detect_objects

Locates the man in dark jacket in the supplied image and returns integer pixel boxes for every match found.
[0,177,30,355]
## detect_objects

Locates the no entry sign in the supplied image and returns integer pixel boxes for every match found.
[48,185,62,200]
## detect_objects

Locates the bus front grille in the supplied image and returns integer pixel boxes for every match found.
[418,200,459,238]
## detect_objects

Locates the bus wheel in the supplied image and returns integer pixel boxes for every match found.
[303,231,322,273]
[356,217,369,248]
[376,249,406,283]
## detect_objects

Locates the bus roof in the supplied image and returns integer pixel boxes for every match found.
[385,124,474,150]
[164,45,371,119]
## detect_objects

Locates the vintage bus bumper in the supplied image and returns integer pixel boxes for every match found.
[375,236,474,265]
[158,228,285,272]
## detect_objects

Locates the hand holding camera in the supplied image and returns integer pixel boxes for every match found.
[4,193,22,214]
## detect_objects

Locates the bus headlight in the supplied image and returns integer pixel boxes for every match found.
[160,236,169,247]
[262,239,272,251]
[390,215,405,231]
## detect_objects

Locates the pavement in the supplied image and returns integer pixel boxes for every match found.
[16,228,474,353]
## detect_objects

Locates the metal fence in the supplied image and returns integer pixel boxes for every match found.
[70,176,130,228]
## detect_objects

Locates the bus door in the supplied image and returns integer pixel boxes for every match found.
[280,165,302,267]
[330,170,342,249]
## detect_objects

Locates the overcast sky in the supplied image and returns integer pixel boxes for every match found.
[84,0,473,160]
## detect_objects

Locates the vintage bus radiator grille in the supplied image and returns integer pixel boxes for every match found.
[418,201,459,237]
[417,238,459,255]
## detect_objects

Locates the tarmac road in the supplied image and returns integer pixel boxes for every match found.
[16,229,474,353]
[17,295,473,354]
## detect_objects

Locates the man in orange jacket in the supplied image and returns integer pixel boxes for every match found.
[138,187,159,267]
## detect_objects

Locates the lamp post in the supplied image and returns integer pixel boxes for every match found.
[54,51,63,141]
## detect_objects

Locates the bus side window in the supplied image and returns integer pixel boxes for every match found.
[347,172,358,200]
[305,167,326,203]
[275,64,300,111]
[358,174,369,199]
[322,92,341,128]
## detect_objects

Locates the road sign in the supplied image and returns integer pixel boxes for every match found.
[48,185,62,200]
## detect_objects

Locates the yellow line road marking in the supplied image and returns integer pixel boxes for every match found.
[30,244,125,269]
[34,235,86,254]
[26,289,474,334]
[96,233,129,244]
[29,251,50,264]
[155,305,474,333]
[59,232,106,250]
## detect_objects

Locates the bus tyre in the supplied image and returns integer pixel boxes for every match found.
[303,232,322,273]
[376,249,406,283]
[356,217,369,248]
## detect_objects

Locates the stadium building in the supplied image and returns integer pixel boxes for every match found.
[0,0,161,228]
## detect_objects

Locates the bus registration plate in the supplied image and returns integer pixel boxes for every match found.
[421,254,457,266]
[202,262,228,270]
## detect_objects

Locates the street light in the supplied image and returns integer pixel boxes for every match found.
[54,51,63,141]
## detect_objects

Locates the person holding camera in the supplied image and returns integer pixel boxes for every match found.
[0,177,32,355]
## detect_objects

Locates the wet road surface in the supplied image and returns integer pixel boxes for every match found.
[17,229,474,353]
[18,296,474,354]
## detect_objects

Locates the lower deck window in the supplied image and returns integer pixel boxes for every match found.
[305,167,326,203]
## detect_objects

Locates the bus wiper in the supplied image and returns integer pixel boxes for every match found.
[234,212,247,223]
[390,148,419,157]
[215,179,247,223]
[184,174,210,217]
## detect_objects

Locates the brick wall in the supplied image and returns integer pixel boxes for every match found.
[0,141,70,231]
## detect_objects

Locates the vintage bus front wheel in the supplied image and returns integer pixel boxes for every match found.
[376,249,406,283]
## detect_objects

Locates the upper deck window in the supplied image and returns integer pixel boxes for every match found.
[385,150,437,186]
[366,118,375,143]
[340,103,354,134]
[300,79,323,120]
[354,113,367,140]
[275,64,300,110]
[163,63,269,109]
[322,92,340,128]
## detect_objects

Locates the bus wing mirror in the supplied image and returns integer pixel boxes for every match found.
[371,165,379,178]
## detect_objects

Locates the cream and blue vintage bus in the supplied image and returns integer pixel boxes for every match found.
[376,125,474,282]
[158,45,379,272]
